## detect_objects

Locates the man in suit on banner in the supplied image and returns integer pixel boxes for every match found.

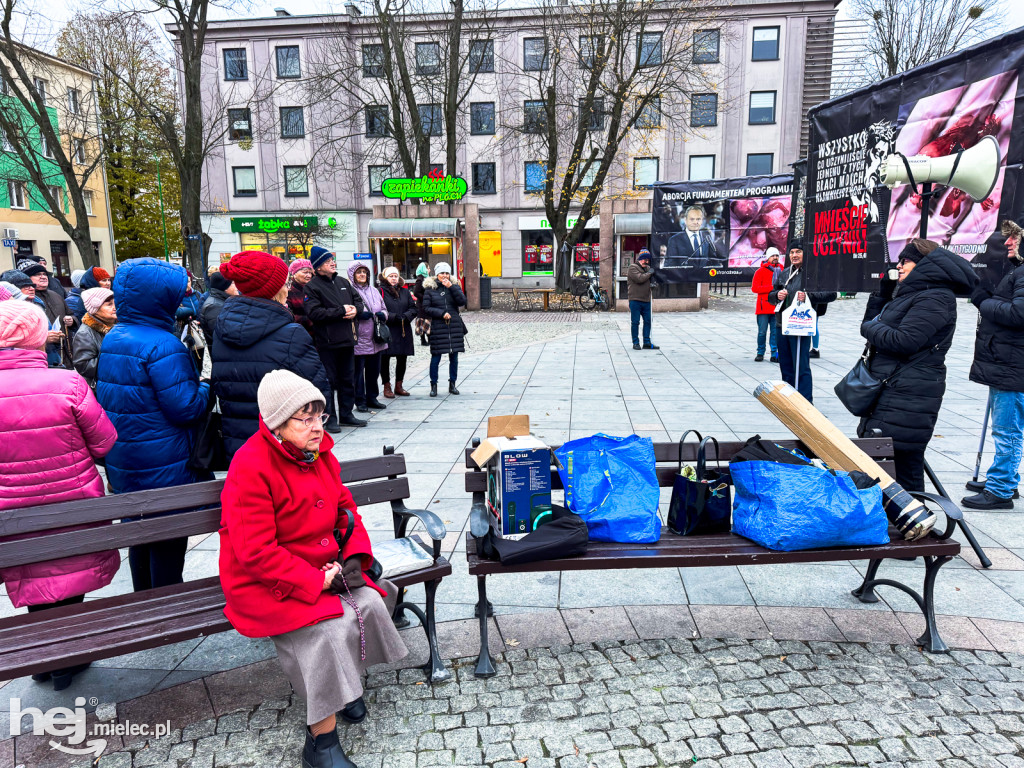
[662,205,721,269]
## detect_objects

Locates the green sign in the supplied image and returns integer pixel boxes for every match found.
[230,216,318,234]
[382,174,467,202]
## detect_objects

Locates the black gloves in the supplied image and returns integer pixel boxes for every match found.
[331,556,367,591]
[879,277,898,301]
[971,286,992,309]
[358,309,372,320]
[375,310,386,320]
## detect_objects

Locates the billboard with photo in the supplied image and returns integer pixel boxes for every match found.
[651,174,794,283]
[805,28,1024,292]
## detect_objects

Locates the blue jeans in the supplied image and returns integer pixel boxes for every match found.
[629,300,652,345]
[756,314,778,356]
[777,332,813,402]
[811,323,820,350]
[985,388,1024,498]
[430,353,459,384]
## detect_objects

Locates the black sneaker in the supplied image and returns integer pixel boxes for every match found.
[643,343,660,350]
[809,348,820,358]
[965,479,1020,498]
[355,405,370,413]
[632,343,641,350]
[323,417,342,434]
[366,399,387,409]
[338,415,367,428]
[770,354,779,363]
[755,354,764,362]
[961,490,1014,510]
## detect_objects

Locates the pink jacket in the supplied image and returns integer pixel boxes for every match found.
[0,348,121,608]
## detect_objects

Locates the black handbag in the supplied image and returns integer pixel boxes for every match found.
[834,345,882,417]
[478,505,588,565]
[667,431,732,536]
[188,393,229,473]
[373,315,391,344]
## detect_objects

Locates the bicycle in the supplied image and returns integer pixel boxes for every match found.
[573,275,610,311]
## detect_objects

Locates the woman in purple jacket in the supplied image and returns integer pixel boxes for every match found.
[346,261,389,412]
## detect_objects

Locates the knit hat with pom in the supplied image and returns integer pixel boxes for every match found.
[82,287,114,316]
[220,251,288,299]
[0,300,48,349]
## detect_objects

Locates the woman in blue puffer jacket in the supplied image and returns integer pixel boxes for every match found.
[96,258,211,592]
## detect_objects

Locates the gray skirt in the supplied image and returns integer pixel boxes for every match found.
[271,579,408,724]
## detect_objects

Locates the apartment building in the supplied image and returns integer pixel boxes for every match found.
[0,45,115,281]
[190,0,836,307]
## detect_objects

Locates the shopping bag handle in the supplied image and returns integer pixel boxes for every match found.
[678,430,704,474]
[698,436,721,480]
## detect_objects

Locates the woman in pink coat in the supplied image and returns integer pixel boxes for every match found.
[0,300,121,690]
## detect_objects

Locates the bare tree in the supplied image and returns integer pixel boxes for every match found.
[850,0,1000,81]
[0,0,107,268]
[496,0,720,288]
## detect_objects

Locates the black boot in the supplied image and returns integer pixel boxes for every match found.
[302,726,357,768]
[338,696,366,724]
[448,382,460,395]
[52,662,91,691]
[430,382,437,397]
[324,416,342,434]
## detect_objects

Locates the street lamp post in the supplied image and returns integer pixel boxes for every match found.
[156,156,170,262]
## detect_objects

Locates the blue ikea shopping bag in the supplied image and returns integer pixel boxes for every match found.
[730,460,889,551]
[555,433,661,543]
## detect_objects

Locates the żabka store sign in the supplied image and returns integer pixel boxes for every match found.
[383,168,467,202]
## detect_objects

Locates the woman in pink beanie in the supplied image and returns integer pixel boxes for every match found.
[287,258,314,334]
[0,300,120,690]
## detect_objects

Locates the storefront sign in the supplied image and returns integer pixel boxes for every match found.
[230,216,317,234]
[518,216,599,231]
[354,253,373,260]
[382,174,467,202]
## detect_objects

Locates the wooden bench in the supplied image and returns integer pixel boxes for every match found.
[464,437,969,677]
[0,447,453,684]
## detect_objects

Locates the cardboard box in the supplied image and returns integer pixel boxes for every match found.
[472,416,553,536]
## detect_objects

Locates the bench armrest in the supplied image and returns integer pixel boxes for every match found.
[469,491,490,540]
[390,501,447,558]
[907,491,961,540]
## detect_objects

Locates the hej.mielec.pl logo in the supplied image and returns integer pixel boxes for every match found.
[10,696,171,763]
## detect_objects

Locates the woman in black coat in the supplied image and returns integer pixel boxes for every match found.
[857,239,977,491]
[379,266,417,397]
[420,263,467,397]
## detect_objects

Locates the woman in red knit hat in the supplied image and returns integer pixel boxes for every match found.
[211,251,332,458]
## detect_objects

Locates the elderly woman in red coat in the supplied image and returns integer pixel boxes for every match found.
[219,369,406,768]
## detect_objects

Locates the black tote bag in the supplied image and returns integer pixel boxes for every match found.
[834,345,883,417]
[188,394,229,473]
[667,432,732,536]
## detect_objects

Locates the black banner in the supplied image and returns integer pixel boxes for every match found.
[651,174,794,283]
[805,28,1024,292]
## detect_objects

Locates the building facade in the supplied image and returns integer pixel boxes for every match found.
[0,46,115,282]
[190,0,836,308]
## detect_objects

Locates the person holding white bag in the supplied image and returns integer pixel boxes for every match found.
[768,241,836,403]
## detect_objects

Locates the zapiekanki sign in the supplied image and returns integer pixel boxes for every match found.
[382,174,467,202]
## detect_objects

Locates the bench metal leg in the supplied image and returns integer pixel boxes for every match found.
[392,578,451,683]
[851,558,882,603]
[392,586,410,629]
[474,575,496,678]
[923,458,991,568]
[917,555,951,654]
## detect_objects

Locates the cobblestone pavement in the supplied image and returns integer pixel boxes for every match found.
[76,637,1024,768]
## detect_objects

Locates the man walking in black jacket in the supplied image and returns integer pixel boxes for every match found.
[304,246,366,430]
[963,220,1024,509]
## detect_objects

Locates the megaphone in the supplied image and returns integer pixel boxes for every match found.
[880,134,1001,202]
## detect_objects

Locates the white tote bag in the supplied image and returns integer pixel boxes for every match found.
[781,299,817,336]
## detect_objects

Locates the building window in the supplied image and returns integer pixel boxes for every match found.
[284,165,308,196]
[83,190,94,215]
[415,42,440,75]
[749,91,777,124]
[276,46,301,78]
[470,102,495,135]
[689,155,715,181]
[524,100,546,134]
[746,153,774,176]
[428,163,443,177]
[47,185,61,212]
[580,35,603,69]
[690,93,718,127]
[1,129,11,152]
[42,134,55,159]
[67,88,80,115]
[365,105,389,137]
[469,40,494,73]
[752,27,780,61]
[693,29,720,63]
[73,139,86,164]
[524,161,546,193]
[228,108,252,141]
[369,165,389,196]
[523,38,548,71]
[580,98,604,131]
[233,166,257,197]
[634,157,659,188]
[419,103,443,136]
[362,44,384,78]
[8,180,26,209]
[32,78,46,105]
[638,32,662,68]
[472,162,496,194]
[580,158,601,189]
[637,96,661,129]
[223,49,248,81]
[280,106,305,138]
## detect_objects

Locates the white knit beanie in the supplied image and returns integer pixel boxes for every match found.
[71,269,86,288]
[258,370,326,430]
[82,287,113,316]
[433,262,452,276]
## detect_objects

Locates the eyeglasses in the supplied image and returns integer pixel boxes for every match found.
[289,414,325,429]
